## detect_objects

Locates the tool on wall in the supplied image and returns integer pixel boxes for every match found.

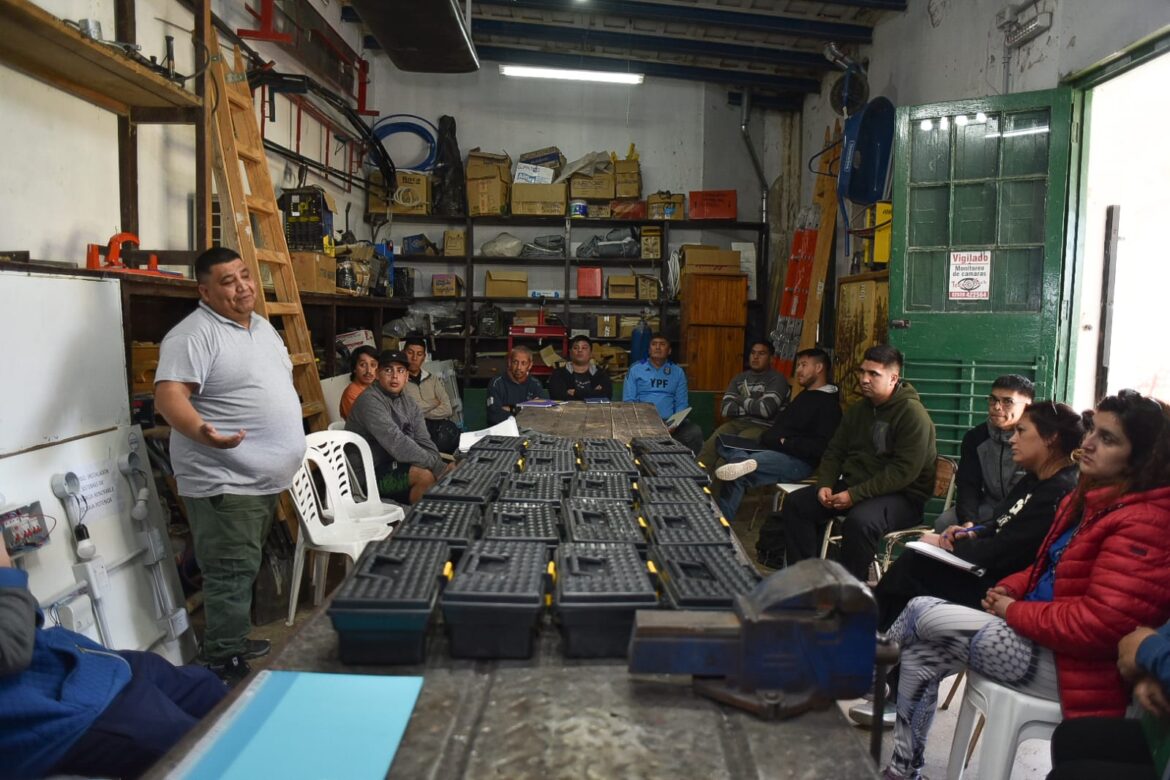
[85,232,182,278]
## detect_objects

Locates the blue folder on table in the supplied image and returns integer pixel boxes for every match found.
[169,670,422,780]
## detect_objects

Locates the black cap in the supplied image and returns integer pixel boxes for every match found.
[378,350,409,369]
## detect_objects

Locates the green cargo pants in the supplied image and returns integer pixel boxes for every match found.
[185,493,279,661]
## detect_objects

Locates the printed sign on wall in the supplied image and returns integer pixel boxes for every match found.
[949,251,991,300]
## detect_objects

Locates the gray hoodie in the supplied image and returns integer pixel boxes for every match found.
[346,384,444,479]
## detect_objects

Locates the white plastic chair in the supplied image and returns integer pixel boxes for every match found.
[327,420,346,431]
[285,431,405,625]
[946,670,1063,780]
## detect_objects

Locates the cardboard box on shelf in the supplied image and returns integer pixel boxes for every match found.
[512,182,566,216]
[291,251,337,293]
[131,341,160,393]
[337,329,376,352]
[467,177,509,217]
[367,170,430,215]
[466,148,512,181]
[514,163,555,184]
[688,190,738,220]
[613,160,641,198]
[569,172,616,201]
[681,245,742,275]
[641,226,662,259]
[613,159,640,174]
[443,229,466,256]
[596,315,619,338]
[586,204,611,219]
[611,199,647,220]
[607,274,637,300]
[519,146,566,175]
[513,308,542,326]
[432,273,464,297]
[485,270,528,298]
[636,275,659,301]
[647,191,685,220]
[619,316,660,339]
[577,267,602,298]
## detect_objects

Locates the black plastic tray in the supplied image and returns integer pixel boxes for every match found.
[396,500,482,555]
[555,542,658,657]
[570,472,636,503]
[469,435,529,453]
[440,540,549,659]
[562,498,645,548]
[526,433,577,451]
[498,473,566,504]
[630,435,693,456]
[642,504,732,546]
[650,543,761,609]
[636,476,715,507]
[327,539,450,664]
[577,438,631,455]
[638,452,711,484]
[519,450,580,476]
[580,451,640,478]
[459,449,523,472]
[425,467,503,503]
[483,502,561,548]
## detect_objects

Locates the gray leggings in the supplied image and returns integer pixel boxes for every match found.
[886,596,1060,774]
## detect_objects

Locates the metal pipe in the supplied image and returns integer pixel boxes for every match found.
[740,91,769,223]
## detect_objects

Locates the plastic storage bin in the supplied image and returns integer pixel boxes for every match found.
[526,434,576,451]
[426,467,503,503]
[555,542,659,657]
[520,450,579,477]
[641,504,732,546]
[563,497,645,549]
[483,502,561,549]
[580,451,640,478]
[440,540,549,659]
[630,435,693,456]
[638,452,711,484]
[498,473,565,504]
[577,438,631,455]
[460,449,522,472]
[469,435,529,453]
[327,539,450,664]
[570,472,636,503]
[651,543,761,609]
[395,500,482,559]
[636,476,715,507]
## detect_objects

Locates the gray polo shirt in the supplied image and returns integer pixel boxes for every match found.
[157,302,305,497]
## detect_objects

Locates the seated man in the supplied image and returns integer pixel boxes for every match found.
[622,333,703,455]
[757,344,936,579]
[713,348,841,519]
[486,346,547,425]
[400,336,461,455]
[698,340,789,471]
[932,373,1034,531]
[0,542,227,779]
[548,335,613,401]
[346,350,450,504]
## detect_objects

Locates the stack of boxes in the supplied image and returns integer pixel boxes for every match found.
[466,149,512,217]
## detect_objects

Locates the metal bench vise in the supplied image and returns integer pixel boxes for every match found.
[628,559,877,719]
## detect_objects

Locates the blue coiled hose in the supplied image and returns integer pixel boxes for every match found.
[370,114,438,171]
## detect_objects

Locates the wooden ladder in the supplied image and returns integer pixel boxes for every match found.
[206,30,328,434]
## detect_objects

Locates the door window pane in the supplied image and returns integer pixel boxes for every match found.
[954,183,998,245]
[906,250,945,310]
[1001,110,1051,176]
[911,118,951,183]
[954,114,1000,180]
[1000,180,1047,244]
[909,186,950,247]
[994,248,1043,311]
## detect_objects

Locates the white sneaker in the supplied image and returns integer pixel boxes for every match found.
[848,698,896,728]
[715,459,758,481]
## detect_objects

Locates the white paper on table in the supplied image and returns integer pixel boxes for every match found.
[458,417,520,453]
[905,540,987,577]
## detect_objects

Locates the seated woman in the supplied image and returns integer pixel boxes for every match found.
[338,345,379,420]
[881,390,1170,780]
[874,400,1084,630]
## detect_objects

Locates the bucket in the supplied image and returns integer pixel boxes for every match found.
[569,199,588,219]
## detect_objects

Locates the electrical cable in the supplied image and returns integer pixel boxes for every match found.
[370,114,439,171]
[807,138,842,177]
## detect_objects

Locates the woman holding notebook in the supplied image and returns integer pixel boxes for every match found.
[881,390,1170,780]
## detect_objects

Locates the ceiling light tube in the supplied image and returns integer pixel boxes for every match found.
[499,64,644,85]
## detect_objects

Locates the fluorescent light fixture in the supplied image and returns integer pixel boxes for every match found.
[499,64,643,85]
[984,126,1049,139]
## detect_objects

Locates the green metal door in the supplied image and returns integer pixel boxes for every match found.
[889,88,1077,458]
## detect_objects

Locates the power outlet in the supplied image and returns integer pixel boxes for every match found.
[0,502,51,552]
[58,594,96,634]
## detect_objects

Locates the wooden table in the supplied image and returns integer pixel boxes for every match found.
[516,401,669,443]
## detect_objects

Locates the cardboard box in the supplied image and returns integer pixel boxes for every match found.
[485,270,528,298]
[689,189,737,220]
[570,172,616,201]
[291,251,337,293]
[681,245,742,276]
[432,273,464,297]
[648,191,685,220]
[586,204,611,219]
[641,226,662,260]
[512,182,567,216]
[611,199,647,220]
[636,274,659,301]
[613,159,640,174]
[131,341,160,393]
[596,315,619,338]
[519,146,566,175]
[467,177,509,217]
[514,163,555,184]
[443,229,466,256]
[607,274,637,300]
[466,148,512,181]
[513,308,542,326]
[577,267,602,298]
[367,170,430,215]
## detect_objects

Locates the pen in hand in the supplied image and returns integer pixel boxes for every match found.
[954,525,987,538]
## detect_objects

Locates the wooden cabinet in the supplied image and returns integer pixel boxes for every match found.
[835,271,889,406]
[680,272,748,391]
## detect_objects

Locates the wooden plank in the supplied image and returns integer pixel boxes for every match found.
[798,121,843,351]
[0,0,201,113]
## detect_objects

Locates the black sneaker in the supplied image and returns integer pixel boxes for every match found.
[241,638,271,660]
[206,655,251,688]
[755,548,786,570]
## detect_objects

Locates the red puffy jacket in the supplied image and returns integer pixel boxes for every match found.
[998,484,1170,718]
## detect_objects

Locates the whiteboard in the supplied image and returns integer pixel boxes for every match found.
[0,271,129,456]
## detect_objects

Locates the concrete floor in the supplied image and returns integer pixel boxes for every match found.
[219,488,1055,779]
